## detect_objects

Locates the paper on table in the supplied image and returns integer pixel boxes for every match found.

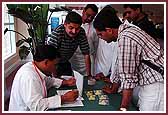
[62,100,84,108]
[60,71,84,100]
[57,90,84,107]
[73,70,84,99]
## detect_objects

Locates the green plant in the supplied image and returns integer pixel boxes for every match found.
[6,4,49,59]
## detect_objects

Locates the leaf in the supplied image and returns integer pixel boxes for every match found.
[7,7,33,24]
[27,27,34,38]
[6,4,18,9]
[19,45,30,59]
[16,39,24,47]
[25,37,32,44]
[4,28,8,34]
[33,4,49,44]
[6,4,49,58]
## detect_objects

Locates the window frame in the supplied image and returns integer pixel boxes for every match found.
[3,5,17,61]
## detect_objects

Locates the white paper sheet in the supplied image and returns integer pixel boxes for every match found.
[73,70,84,98]
[57,90,84,107]
[60,70,84,100]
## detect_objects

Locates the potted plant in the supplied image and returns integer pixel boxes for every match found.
[5,4,49,59]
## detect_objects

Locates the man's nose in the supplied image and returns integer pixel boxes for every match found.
[72,29,76,34]
[72,29,78,34]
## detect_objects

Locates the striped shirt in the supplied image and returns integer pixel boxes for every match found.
[47,24,90,62]
[111,23,164,89]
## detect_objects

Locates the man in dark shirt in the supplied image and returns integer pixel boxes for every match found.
[47,11,92,78]
[123,4,162,41]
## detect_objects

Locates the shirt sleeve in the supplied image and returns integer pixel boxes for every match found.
[20,73,62,111]
[110,58,120,83]
[94,58,101,74]
[78,28,90,55]
[118,36,139,89]
[47,95,61,109]
[45,77,63,89]
[92,27,99,55]
[110,42,118,78]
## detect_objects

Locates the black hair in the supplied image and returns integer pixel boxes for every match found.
[93,5,122,31]
[123,4,142,12]
[84,4,98,14]
[33,45,61,62]
[64,11,82,25]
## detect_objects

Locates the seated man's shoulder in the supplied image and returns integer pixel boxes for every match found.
[17,62,35,75]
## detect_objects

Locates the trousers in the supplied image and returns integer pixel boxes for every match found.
[138,82,164,111]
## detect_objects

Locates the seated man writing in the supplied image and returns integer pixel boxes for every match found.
[9,45,78,111]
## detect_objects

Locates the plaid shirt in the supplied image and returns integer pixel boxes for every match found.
[47,24,90,62]
[111,23,164,89]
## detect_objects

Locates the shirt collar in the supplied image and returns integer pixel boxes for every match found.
[118,21,141,42]
[32,62,47,80]
[118,20,141,35]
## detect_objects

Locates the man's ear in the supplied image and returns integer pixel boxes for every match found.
[82,9,86,15]
[105,28,113,33]
[64,22,68,27]
[44,59,49,66]
[136,8,141,13]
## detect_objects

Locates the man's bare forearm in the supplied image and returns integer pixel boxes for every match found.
[120,89,133,109]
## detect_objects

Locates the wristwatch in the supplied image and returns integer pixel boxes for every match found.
[119,107,127,111]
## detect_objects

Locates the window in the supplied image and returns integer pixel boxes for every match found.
[3,5,16,59]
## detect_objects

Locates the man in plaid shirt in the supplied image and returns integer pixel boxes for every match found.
[93,6,164,111]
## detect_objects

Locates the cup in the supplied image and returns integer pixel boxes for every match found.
[88,78,96,85]
[61,75,73,80]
